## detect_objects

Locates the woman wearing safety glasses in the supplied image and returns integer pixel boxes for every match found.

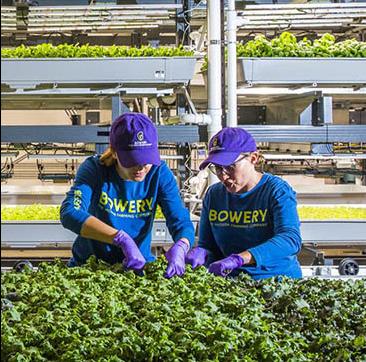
[186,127,302,280]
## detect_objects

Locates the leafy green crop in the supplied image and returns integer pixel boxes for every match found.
[297,206,366,220]
[1,44,194,59]
[1,257,366,361]
[1,205,61,221]
[201,32,366,71]
[2,204,365,221]
[237,32,366,58]
[1,204,164,221]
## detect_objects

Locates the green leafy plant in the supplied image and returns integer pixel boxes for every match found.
[1,44,194,59]
[1,205,61,221]
[237,32,366,58]
[297,206,366,220]
[1,204,165,220]
[2,204,365,221]
[1,257,366,361]
[201,32,366,71]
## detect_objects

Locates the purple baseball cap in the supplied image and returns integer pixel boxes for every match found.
[199,127,257,170]
[110,112,160,168]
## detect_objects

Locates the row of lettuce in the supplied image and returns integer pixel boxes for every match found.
[2,257,365,361]
[1,33,365,59]
[1,204,366,221]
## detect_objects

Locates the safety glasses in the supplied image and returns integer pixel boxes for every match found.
[208,153,251,176]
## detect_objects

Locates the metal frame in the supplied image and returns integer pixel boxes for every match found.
[2,219,365,246]
[301,220,366,244]
[2,124,365,144]
[1,124,204,143]
[241,125,366,143]
[263,154,366,160]
[1,88,178,110]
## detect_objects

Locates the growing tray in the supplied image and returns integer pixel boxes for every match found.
[1,57,197,90]
[1,219,364,247]
[238,57,366,87]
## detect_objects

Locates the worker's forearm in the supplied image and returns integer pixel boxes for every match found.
[80,215,118,244]
[179,237,190,249]
[238,250,255,265]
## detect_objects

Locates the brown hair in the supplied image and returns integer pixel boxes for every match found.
[99,146,116,167]
[254,151,265,172]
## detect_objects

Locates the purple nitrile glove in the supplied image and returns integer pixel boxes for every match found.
[185,247,208,269]
[113,230,146,271]
[164,239,190,279]
[208,254,244,277]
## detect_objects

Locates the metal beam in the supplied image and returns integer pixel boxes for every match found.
[1,125,203,143]
[241,125,366,143]
[2,125,366,144]
[2,220,364,245]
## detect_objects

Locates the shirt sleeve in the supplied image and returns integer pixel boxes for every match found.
[248,182,302,267]
[60,157,99,234]
[198,188,225,263]
[157,163,195,246]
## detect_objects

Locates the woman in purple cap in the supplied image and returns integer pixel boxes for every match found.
[60,112,194,278]
[185,127,302,280]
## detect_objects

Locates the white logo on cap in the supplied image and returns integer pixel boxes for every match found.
[210,137,225,152]
[137,131,144,141]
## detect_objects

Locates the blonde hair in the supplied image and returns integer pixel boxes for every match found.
[99,146,116,167]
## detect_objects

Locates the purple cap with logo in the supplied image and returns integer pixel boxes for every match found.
[199,127,257,170]
[110,112,160,168]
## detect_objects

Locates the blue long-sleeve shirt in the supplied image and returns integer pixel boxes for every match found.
[60,156,194,265]
[199,173,302,280]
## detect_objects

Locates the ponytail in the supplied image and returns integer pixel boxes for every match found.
[99,146,116,167]
[255,151,265,172]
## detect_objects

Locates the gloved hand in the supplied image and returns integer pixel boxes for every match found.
[208,254,244,277]
[185,247,208,269]
[113,230,146,271]
[164,239,189,278]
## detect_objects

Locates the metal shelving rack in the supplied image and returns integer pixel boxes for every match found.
[2,1,366,274]
[1,3,203,265]
[190,1,366,131]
